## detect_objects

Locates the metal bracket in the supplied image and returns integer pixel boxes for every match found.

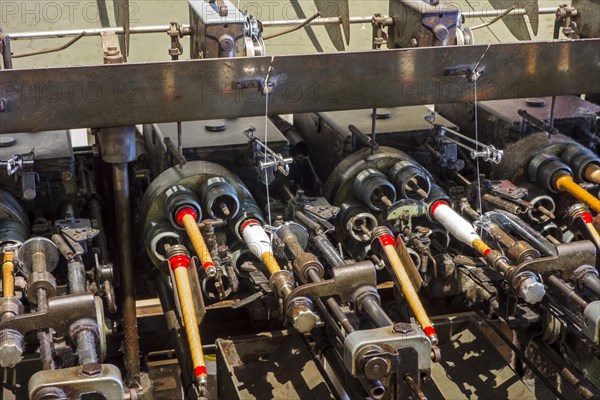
[428,118,503,165]
[284,261,377,310]
[343,323,431,377]
[244,127,293,176]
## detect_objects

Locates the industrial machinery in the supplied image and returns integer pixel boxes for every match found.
[0,0,599,399]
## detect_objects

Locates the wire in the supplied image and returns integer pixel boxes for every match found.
[263,13,321,40]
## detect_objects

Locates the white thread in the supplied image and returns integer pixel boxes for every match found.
[474,78,483,214]
[264,57,275,228]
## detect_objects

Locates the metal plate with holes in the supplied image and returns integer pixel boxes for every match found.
[0,40,598,133]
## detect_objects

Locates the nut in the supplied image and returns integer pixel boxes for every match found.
[0,329,24,368]
[80,362,103,376]
[288,298,319,333]
[392,322,415,335]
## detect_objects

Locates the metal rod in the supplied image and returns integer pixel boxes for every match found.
[306,268,356,334]
[547,275,588,309]
[471,6,515,30]
[37,288,56,371]
[9,25,176,40]
[360,295,393,328]
[113,163,141,388]
[404,375,427,400]
[11,32,85,58]
[263,12,321,40]
[7,8,558,41]
[531,340,597,400]
[2,251,15,298]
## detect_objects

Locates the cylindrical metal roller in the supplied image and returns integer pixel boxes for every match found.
[521,184,556,224]
[339,203,379,243]
[388,161,431,200]
[145,220,182,262]
[96,126,137,164]
[199,177,240,221]
[354,169,397,212]
[230,198,265,242]
[528,153,572,194]
[561,145,600,183]
[17,237,60,275]
[164,185,202,231]
[0,189,29,247]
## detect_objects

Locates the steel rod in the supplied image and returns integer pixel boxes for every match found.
[113,163,141,388]
[6,8,558,41]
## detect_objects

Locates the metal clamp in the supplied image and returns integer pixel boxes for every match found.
[244,127,293,176]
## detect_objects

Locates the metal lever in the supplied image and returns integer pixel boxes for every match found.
[244,127,293,176]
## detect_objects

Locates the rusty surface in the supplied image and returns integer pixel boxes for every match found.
[0,40,598,134]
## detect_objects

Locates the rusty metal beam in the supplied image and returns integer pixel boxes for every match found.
[0,39,598,134]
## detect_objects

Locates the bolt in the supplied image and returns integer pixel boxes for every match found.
[80,362,103,376]
[103,46,120,57]
[433,25,449,41]
[219,35,234,51]
[292,306,319,333]
[61,171,73,182]
[518,277,546,304]
[0,329,24,368]
[393,322,414,335]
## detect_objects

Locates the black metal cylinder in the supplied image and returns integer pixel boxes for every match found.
[112,163,141,387]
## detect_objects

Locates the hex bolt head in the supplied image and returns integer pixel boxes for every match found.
[0,329,24,368]
[519,277,546,304]
[393,322,414,335]
[292,306,320,334]
[80,362,103,376]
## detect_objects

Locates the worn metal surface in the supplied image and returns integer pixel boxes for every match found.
[515,240,597,279]
[0,294,97,337]
[28,364,125,400]
[343,323,431,376]
[285,261,377,307]
[0,40,598,134]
